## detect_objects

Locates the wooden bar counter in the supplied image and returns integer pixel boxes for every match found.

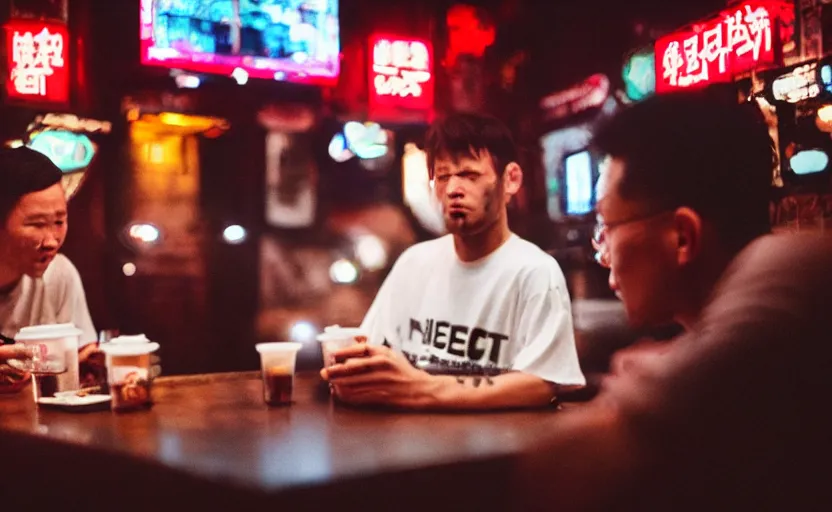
[0,371,571,511]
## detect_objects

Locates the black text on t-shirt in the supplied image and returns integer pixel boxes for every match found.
[409,318,508,365]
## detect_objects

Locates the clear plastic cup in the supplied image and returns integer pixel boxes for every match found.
[316,327,367,367]
[100,341,159,413]
[255,342,302,406]
[14,323,82,401]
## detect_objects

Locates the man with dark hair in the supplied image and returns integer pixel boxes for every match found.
[321,112,584,410]
[515,90,832,509]
[0,147,97,392]
[591,90,774,329]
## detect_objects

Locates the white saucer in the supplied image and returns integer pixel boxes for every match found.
[38,394,112,407]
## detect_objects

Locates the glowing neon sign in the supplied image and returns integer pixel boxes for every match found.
[27,130,96,173]
[655,1,791,93]
[368,35,434,112]
[4,20,69,104]
[771,63,821,104]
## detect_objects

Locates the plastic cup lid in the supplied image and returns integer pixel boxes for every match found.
[317,327,367,343]
[110,334,151,344]
[255,342,302,354]
[14,323,83,341]
[100,342,160,356]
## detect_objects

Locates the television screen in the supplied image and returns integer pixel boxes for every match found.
[140,0,340,85]
[564,150,594,215]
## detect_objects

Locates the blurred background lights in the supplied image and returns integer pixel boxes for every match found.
[222,224,247,244]
[174,74,201,89]
[329,258,359,284]
[818,104,832,123]
[328,132,353,162]
[128,223,161,244]
[354,234,387,271]
[289,320,318,343]
[122,262,137,277]
[790,149,829,175]
[231,67,249,85]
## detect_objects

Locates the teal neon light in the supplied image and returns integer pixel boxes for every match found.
[27,130,96,173]
[623,49,656,102]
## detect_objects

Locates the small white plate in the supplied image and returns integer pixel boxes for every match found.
[38,394,111,407]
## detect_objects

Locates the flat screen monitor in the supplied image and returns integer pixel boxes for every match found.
[563,150,595,215]
[140,0,340,85]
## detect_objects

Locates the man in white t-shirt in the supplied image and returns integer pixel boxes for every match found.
[0,147,98,392]
[321,112,585,410]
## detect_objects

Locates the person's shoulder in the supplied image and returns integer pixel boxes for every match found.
[503,235,567,291]
[724,234,832,289]
[505,235,564,271]
[703,233,832,337]
[740,233,832,265]
[397,235,452,263]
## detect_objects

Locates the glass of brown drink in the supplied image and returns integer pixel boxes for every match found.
[255,342,302,406]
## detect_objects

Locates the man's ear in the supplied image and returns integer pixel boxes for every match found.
[672,207,703,267]
[503,162,523,196]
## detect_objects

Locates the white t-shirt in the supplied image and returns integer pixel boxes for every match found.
[361,234,586,385]
[0,254,96,346]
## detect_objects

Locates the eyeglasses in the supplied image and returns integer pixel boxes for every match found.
[592,210,674,269]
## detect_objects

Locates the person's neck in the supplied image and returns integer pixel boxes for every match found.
[0,265,22,295]
[674,250,735,331]
[452,216,511,263]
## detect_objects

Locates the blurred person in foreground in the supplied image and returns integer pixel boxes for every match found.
[321,112,585,410]
[0,147,102,393]
[515,90,832,510]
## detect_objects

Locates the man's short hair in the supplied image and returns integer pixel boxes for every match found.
[425,112,518,178]
[592,89,776,249]
[0,147,63,224]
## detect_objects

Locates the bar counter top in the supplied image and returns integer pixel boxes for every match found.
[0,371,572,510]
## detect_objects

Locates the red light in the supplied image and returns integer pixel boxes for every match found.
[368,34,434,117]
[655,0,790,93]
[4,19,70,105]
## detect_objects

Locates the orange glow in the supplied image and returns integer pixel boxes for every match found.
[127,120,204,277]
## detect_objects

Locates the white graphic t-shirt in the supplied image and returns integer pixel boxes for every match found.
[0,254,97,345]
[361,234,585,385]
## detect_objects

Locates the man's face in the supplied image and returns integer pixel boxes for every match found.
[432,150,507,236]
[0,184,68,279]
[596,158,680,329]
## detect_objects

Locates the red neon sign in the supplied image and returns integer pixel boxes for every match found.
[655,0,790,93]
[5,20,69,104]
[368,35,434,113]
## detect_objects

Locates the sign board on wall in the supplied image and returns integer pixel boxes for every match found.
[539,74,611,121]
[655,1,793,93]
[368,34,434,119]
[4,19,69,104]
[769,62,823,103]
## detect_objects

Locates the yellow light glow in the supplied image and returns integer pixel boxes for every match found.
[157,112,229,131]
[819,105,832,123]
[126,108,140,122]
[148,143,165,164]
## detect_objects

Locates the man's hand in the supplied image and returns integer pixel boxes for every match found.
[0,344,32,394]
[320,344,440,409]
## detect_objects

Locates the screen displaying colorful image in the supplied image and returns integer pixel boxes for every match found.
[140,0,340,84]
[564,150,594,215]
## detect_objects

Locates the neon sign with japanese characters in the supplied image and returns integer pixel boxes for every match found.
[655,1,790,93]
[368,35,434,113]
[5,20,69,104]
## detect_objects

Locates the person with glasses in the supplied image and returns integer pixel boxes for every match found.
[0,147,98,392]
[321,112,585,410]
[515,89,832,510]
